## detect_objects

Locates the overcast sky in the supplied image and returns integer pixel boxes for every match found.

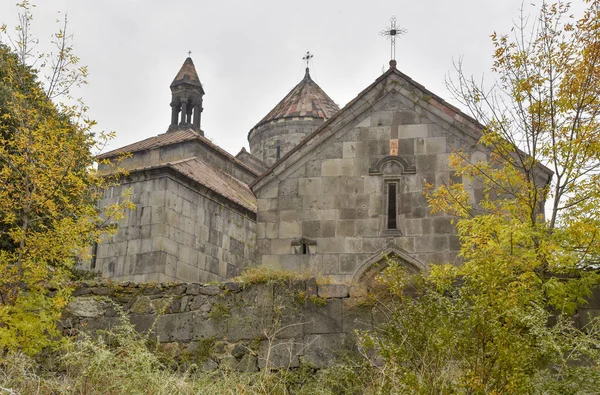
[1,0,555,156]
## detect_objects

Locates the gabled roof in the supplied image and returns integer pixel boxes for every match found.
[235,147,268,174]
[97,128,260,177]
[170,57,203,90]
[170,157,256,213]
[251,61,553,191]
[252,68,339,131]
[119,157,256,214]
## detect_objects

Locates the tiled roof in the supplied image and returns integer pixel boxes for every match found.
[97,129,198,159]
[253,68,339,130]
[170,158,256,213]
[171,57,203,89]
[96,128,260,176]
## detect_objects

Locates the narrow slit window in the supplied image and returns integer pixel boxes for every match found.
[387,183,397,230]
[275,144,281,161]
[90,242,98,270]
[301,242,308,255]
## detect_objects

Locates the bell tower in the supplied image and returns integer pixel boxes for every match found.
[168,57,204,134]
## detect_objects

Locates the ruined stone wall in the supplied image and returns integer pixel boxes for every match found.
[92,169,256,283]
[63,280,373,371]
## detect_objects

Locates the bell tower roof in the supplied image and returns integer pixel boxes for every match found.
[171,57,204,91]
[169,57,204,133]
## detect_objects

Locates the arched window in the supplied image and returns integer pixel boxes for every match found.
[291,238,317,255]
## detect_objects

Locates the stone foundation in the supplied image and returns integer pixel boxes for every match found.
[63,280,376,371]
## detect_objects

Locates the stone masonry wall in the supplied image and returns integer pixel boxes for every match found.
[254,90,482,285]
[63,280,374,371]
[92,169,256,283]
[249,118,325,167]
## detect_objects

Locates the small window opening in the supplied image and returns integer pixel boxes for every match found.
[275,144,281,161]
[387,183,397,230]
[301,242,308,255]
[90,241,98,270]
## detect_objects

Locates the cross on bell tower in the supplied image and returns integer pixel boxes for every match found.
[168,56,205,134]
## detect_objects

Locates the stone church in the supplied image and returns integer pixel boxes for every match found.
[91,56,505,289]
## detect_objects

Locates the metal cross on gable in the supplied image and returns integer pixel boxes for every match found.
[379,16,407,61]
[188,50,192,57]
[302,51,313,68]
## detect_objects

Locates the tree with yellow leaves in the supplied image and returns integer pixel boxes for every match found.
[365,1,600,393]
[0,2,130,355]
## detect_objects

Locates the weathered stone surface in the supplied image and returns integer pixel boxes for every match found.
[301,334,347,367]
[186,283,201,295]
[67,298,106,318]
[130,296,154,315]
[238,354,259,372]
[199,359,219,371]
[157,312,194,342]
[199,285,221,296]
[231,343,247,359]
[317,284,349,299]
[220,355,238,371]
[258,339,300,369]
[65,280,376,371]
[304,299,343,334]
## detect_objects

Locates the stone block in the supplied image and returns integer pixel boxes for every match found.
[199,285,221,296]
[343,141,356,158]
[129,314,156,334]
[237,354,258,372]
[278,197,302,211]
[226,308,265,341]
[437,153,453,172]
[398,124,429,138]
[279,179,298,196]
[176,261,200,282]
[336,220,356,237]
[304,298,343,334]
[404,219,423,236]
[339,254,360,274]
[433,217,455,234]
[302,221,321,238]
[318,238,345,254]
[67,298,106,318]
[192,312,227,339]
[342,299,372,333]
[157,311,194,342]
[316,194,335,210]
[317,284,349,299]
[301,334,348,367]
[178,245,191,264]
[321,159,342,177]
[258,339,300,369]
[416,154,438,172]
[355,219,379,236]
[298,177,322,196]
[425,137,447,154]
[321,254,339,275]
[279,221,301,238]
[305,159,322,177]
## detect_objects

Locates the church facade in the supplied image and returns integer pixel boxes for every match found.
[90,56,511,289]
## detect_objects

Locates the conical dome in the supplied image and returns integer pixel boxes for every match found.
[254,68,339,129]
[249,68,339,166]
